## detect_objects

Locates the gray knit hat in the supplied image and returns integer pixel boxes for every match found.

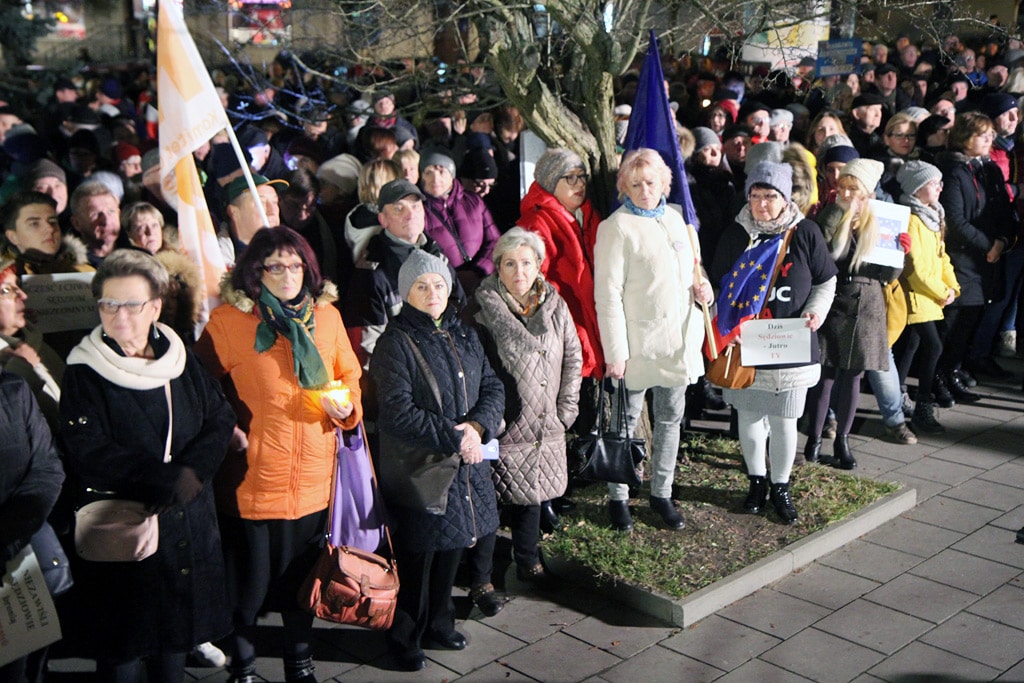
[534,148,585,194]
[896,160,942,197]
[839,159,885,194]
[398,249,452,302]
[745,161,793,202]
[769,109,794,127]
[419,151,456,178]
[692,127,721,154]
[744,141,783,172]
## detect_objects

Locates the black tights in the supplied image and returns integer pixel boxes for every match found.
[896,321,943,400]
[97,652,187,683]
[805,368,864,438]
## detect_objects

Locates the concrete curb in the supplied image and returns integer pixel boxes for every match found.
[544,486,917,628]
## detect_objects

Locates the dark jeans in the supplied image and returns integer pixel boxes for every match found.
[896,321,943,401]
[387,547,462,657]
[505,504,542,568]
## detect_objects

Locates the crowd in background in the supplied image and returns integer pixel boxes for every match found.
[2,22,1024,683]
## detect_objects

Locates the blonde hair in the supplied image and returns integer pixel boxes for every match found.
[357,159,401,206]
[615,148,672,201]
[831,175,879,271]
[884,112,918,138]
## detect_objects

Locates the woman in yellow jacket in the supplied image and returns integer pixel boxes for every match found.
[894,161,960,434]
[195,226,362,683]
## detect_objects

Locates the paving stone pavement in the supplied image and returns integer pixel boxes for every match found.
[47,367,1024,682]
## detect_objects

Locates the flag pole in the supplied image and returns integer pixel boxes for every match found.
[684,223,717,360]
[223,125,271,227]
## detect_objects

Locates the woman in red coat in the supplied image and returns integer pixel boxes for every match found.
[517,148,603,524]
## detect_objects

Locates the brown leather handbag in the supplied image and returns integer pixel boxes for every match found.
[298,424,399,630]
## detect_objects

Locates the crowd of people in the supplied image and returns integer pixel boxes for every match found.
[2,23,1024,683]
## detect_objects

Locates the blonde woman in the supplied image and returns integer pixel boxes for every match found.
[344,158,401,264]
[802,159,900,469]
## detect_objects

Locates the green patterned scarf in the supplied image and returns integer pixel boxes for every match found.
[254,287,329,389]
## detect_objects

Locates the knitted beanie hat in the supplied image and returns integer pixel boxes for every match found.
[534,148,585,194]
[692,127,721,153]
[745,161,793,202]
[897,160,942,197]
[822,145,860,166]
[744,141,783,172]
[419,151,456,177]
[398,249,452,302]
[839,159,885,193]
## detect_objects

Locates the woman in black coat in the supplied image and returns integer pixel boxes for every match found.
[370,249,504,672]
[0,371,64,683]
[934,112,1014,401]
[59,250,236,683]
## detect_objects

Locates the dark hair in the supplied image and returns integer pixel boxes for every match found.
[948,111,993,152]
[230,226,323,300]
[282,168,320,197]
[1,191,57,235]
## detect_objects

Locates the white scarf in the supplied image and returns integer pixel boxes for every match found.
[67,322,186,390]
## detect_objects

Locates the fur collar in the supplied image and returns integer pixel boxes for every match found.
[219,273,339,314]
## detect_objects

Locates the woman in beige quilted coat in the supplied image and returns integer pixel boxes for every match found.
[474,227,582,583]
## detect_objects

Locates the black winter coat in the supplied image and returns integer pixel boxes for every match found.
[370,305,504,553]
[59,347,236,659]
[0,372,64,565]
[936,150,1015,306]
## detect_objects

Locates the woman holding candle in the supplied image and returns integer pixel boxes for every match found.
[195,226,363,683]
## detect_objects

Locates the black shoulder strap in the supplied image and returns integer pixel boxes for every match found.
[397,329,444,411]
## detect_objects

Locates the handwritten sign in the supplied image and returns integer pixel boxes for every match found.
[740,318,811,366]
[20,272,98,334]
[0,546,62,666]
[864,200,910,268]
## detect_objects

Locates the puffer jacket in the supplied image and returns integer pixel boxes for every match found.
[518,181,604,379]
[902,213,960,324]
[474,275,582,506]
[194,279,363,521]
[423,180,500,276]
[370,304,503,553]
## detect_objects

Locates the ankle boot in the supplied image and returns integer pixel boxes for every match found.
[933,373,956,409]
[284,656,317,683]
[803,437,822,464]
[743,475,768,514]
[769,482,798,524]
[911,401,945,434]
[227,661,258,683]
[947,371,981,403]
[540,500,561,533]
[608,500,633,532]
[649,496,685,530]
[833,434,857,470]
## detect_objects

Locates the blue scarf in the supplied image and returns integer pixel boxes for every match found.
[624,196,666,218]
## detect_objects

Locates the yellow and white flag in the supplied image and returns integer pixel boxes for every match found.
[157,0,230,329]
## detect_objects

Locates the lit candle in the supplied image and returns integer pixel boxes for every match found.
[321,381,350,407]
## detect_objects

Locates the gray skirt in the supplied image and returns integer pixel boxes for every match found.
[722,385,809,419]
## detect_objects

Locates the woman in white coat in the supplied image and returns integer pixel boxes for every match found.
[594,148,712,532]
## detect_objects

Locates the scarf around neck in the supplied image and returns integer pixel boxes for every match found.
[736,201,803,238]
[901,193,945,233]
[623,196,666,218]
[67,322,186,390]
[255,287,329,389]
[498,275,548,320]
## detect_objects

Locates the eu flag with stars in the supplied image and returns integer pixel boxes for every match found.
[711,233,787,353]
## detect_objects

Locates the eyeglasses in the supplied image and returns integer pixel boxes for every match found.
[559,173,589,187]
[887,132,915,139]
[262,262,306,276]
[0,284,24,299]
[749,191,783,204]
[97,299,154,315]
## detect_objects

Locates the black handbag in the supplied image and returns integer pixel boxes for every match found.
[574,379,646,487]
[30,522,74,597]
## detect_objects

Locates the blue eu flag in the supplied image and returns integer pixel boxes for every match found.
[712,233,787,351]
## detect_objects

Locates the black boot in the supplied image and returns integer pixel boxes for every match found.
[911,401,945,434]
[227,661,258,683]
[933,373,956,409]
[540,500,561,533]
[947,371,981,403]
[284,657,317,683]
[551,495,576,515]
[833,434,857,470]
[702,376,727,411]
[803,437,822,464]
[608,500,633,532]
[743,475,768,514]
[769,482,798,524]
[649,496,685,530]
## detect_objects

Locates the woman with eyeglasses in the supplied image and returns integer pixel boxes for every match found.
[877,113,919,197]
[59,249,236,683]
[932,112,1014,403]
[194,227,363,683]
[518,149,604,492]
[708,162,837,524]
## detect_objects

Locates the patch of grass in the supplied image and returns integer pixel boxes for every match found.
[541,433,899,599]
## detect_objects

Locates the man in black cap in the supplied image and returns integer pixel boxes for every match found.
[873,63,911,116]
[344,178,462,365]
[720,125,752,193]
[217,174,287,267]
[848,93,887,158]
